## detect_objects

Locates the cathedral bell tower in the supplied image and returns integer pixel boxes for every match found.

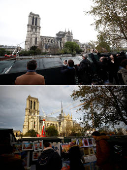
[23,95,40,135]
[25,12,41,50]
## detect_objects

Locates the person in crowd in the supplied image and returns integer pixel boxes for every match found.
[61,59,76,85]
[117,59,127,85]
[77,54,93,85]
[68,145,85,170]
[15,60,45,85]
[0,145,25,170]
[117,51,126,66]
[36,142,62,170]
[63,60,68,67]
[90,52,109,84]
[108,54,119,84]
[92,131,114,170]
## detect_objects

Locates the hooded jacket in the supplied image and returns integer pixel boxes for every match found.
[36,147,62,170]
[95,135,110,166]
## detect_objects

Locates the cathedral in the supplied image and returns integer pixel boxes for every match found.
[22,95,74,136]
[25,12,80,52]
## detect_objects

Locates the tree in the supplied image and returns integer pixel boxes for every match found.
[46,125,58,137]
[85,0,127,45]
[64,42,81,55]
[71,86,127,129]
[96,31,111,52]
[23,129,38,137]
[0,48,6,56]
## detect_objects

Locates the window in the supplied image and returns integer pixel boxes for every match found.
[32,16,34,25]
[34,102,36,109]
[35,37,37,45]
[30,101,32,109]
[35,17,37,26]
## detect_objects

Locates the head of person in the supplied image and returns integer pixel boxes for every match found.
[99,57,104,62]
[63,60,68,66]
[68,59,74,67]
[92,131,100,140]
[69,146,81,160]
[27,60,37,70]
[120,59,127,69]
[82,54,88,60]
[110,54,114,60]
[43,141,51,148]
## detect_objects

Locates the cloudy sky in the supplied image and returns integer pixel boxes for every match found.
[0,0,97,48]
[0,85,84,132]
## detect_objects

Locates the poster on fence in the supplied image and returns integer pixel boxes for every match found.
[83,138,89,147]
[22,141,33,150]
[13,143,22,153]
[61,144,70,153]
[34,140,43,151]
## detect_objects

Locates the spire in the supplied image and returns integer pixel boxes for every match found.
[61,101,63,116]
[65,28,66,32]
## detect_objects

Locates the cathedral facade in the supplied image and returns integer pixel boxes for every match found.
[23,95,74,136]
[25,12,79,52]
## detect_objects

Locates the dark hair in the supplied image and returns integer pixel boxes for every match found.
[27,60,37,70]
[100,133,106,136]
[120,59,127,68]
[69,146,82,160]
[43,141,50,147]
[92,131,100,136]
[68,60,74,67]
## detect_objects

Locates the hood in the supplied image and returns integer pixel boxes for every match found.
[95,135,110,141]
[41,148,54,157]
[81,58,90,64]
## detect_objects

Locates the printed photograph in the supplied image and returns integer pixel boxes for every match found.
[22,141,33,150]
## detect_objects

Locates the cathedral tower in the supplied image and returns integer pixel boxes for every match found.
[25,12,41,50]
[23,95,40,135]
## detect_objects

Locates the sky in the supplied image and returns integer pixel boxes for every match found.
[0,85,84,132]
[0,0,97,49]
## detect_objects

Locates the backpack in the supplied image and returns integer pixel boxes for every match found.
[36,149,62,170]
[36,150,55,170]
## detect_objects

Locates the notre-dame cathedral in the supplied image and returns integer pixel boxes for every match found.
[25,12,80,52]
[22,95,74,136]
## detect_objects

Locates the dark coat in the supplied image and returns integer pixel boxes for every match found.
[91,53,108,82]
[61,66,76,85]
[36,148,62,170]
[68,146,85,170]
[107,56,119,84]
[77,58,93,85]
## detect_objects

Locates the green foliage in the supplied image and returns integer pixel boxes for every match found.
[63,42,82,55]
[23,129,38,137]
[19,46,42,56]
[96,31,111,52]
[0,48,6,56]
[46,125,58,137]
[30,46,38,51]
[86,0,127,46]
[71,86,127,129]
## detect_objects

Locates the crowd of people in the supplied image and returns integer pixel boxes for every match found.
[14,51,127,85]
[61,50,127,85]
